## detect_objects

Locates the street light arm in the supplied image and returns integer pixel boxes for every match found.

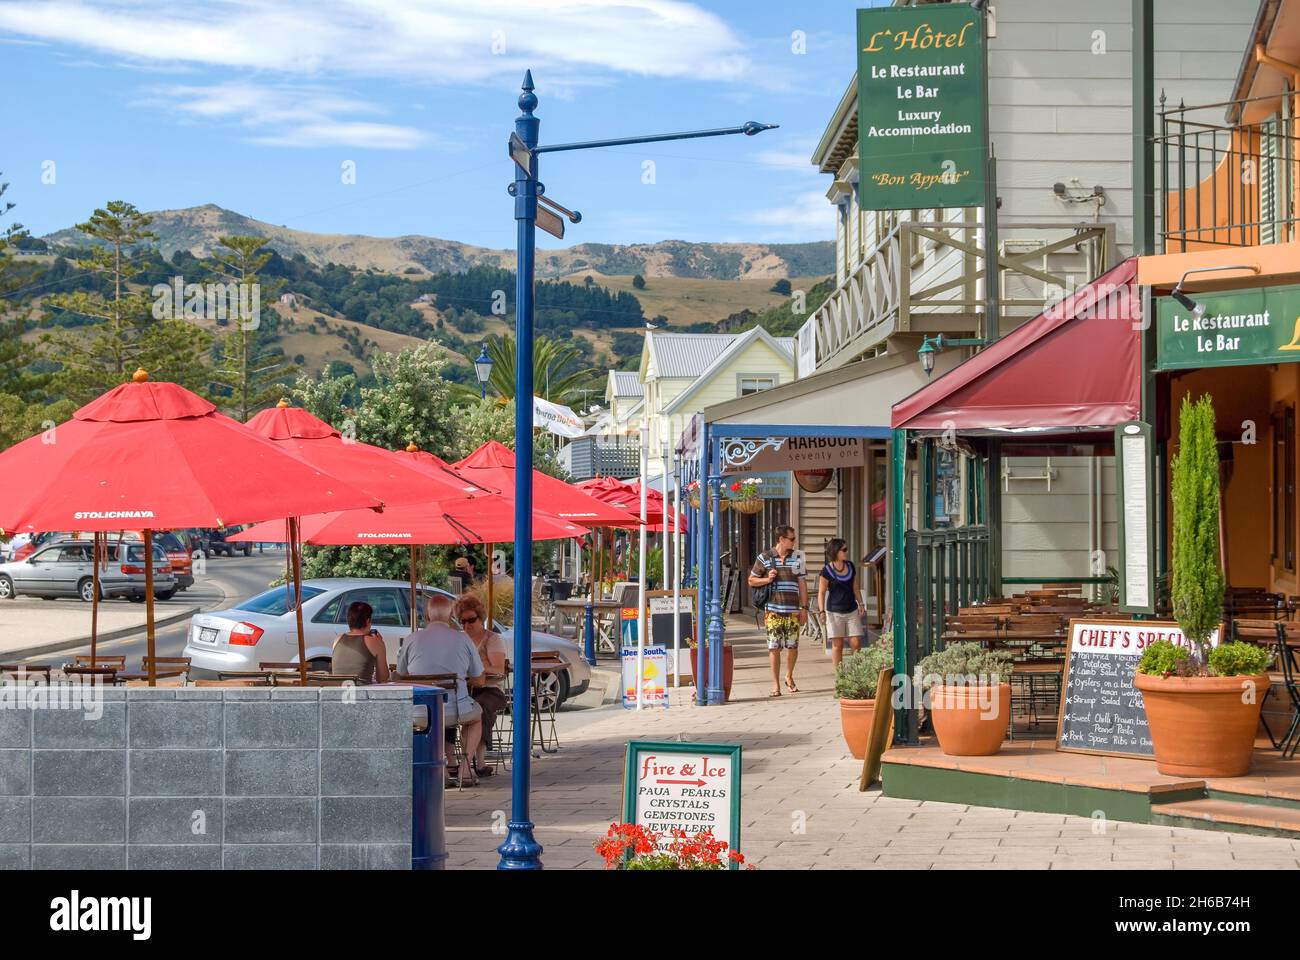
[534,122,778,155]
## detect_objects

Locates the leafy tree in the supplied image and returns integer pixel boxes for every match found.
[0,178,50,404]
[355,343,457,453]
[290,366,358,427]
[632,273,646,290]
[0,394,76,449]
[770,278,792,296]
[1170,394,1224,657]
[204,236,297,420]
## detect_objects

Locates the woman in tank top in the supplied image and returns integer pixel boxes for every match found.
[332,601,390,684]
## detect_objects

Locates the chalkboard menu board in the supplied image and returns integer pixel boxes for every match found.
[1056,619,1220,758]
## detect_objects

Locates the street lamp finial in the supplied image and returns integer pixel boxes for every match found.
[519,70,537,115]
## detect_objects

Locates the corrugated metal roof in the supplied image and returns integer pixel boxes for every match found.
[648,333,739,379]
[609,370,643,397]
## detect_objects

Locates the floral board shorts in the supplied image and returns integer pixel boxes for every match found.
[765,612,800,650]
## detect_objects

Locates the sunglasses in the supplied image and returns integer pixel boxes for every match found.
[460,615,479,624]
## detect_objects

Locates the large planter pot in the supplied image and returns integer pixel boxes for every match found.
[687,644,734,702]
[839,698,877,760]
[1133,672,1271,777]
[928,683,1011,756]
[731,497,764,515]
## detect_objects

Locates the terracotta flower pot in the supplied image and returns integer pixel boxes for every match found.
[687,644,734,702]
[839,698,877,760]
[928,683,1010,756]
[1133,672,1271,777]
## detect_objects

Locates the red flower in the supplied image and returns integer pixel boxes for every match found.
[730,482,741,492]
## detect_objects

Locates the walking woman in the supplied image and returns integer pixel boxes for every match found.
[818,538,865,670]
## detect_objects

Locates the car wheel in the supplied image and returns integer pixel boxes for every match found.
[308,657,331,673]
[77,578,100,603]
[0,576,14,600]
[156,587,178,601]
[532,670,568,712]
[128,594,145,603]
[242,545,252,557]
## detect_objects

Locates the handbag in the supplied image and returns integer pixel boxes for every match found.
[750,551,774,610]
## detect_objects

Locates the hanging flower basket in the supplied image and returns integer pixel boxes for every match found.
[727,478,763,513]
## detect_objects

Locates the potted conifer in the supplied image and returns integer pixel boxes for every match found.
[1134,394,1272,777]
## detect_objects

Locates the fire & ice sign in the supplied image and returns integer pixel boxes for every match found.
[621,740,742,865]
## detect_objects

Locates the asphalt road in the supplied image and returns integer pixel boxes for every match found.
[15,550,288,666]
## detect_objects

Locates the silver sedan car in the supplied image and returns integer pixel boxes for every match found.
[183,577,591,704]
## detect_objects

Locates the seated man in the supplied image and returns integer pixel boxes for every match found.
[397,593,485,786]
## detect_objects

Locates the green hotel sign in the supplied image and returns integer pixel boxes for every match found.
[856,5,987,211]
[1156,283,1300,371]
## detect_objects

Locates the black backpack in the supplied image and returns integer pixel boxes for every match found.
[750,552,774,610]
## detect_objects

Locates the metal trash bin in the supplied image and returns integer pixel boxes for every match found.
[411,685,449,870]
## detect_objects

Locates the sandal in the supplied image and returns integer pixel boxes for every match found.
[784,678,799,693]
[769,689,782,698]
[474,765,496,778]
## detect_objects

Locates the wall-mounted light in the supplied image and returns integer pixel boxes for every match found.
[1052,179,1106,214]
[1170,264,1262,322]
[917,333,987,377]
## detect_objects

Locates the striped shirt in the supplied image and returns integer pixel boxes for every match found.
[751,550,802,614]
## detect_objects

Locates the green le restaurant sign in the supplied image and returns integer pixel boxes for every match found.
[855,4,987,211]
[1156,283,1300,371]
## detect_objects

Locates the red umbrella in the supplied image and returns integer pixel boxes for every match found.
[229,500,588,546]
[0,372,382,682]
[246,403,486,505]
[454,441,634,525]
[244,405,505,674]
[229,487,587,632]
[576,477,685,533]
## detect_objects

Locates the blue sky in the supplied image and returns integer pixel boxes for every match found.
[0,0,892,251]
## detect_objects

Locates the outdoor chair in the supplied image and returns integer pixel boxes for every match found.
[116,655,190,683]
[62,665,119,684]
[73,655,125,669]
[1270,622,1300,758]
[529,652,565,755]
[401,673,472,788]
[1232,619,1292,751]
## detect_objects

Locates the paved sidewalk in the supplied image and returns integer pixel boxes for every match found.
[0,598,199,658]
[444,617,1300,869]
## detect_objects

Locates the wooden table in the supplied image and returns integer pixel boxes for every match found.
[553,598,623,654]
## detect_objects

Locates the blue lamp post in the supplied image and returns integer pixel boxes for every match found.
[496,71,777,871]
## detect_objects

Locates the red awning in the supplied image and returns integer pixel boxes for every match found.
[891,259,1141,432]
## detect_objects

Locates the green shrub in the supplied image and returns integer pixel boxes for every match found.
[1136,639,1192,677]
[834,646,891,700]
[914,642,1013,689]
[1208,641,1272,677]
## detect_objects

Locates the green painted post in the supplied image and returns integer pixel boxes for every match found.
[890,428,907,678]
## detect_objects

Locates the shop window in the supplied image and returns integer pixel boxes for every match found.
[1274,406,1296,572]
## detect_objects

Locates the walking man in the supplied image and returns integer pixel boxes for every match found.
[748,525,807,696]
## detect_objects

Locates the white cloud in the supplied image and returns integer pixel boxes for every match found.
[740,190,833,241]
[138,81,432,150]
[0,0,750,84]
[755,140,819,172]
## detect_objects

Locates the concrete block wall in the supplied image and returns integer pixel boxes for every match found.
[0,686,413,870]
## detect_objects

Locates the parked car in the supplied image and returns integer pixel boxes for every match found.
[0,539,176,602]
[183,578,591,704]
[95,530,195,590]
[200,526,253,558]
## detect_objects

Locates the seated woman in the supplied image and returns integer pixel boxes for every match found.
[332,601,390,684]
[455,593,508,777]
